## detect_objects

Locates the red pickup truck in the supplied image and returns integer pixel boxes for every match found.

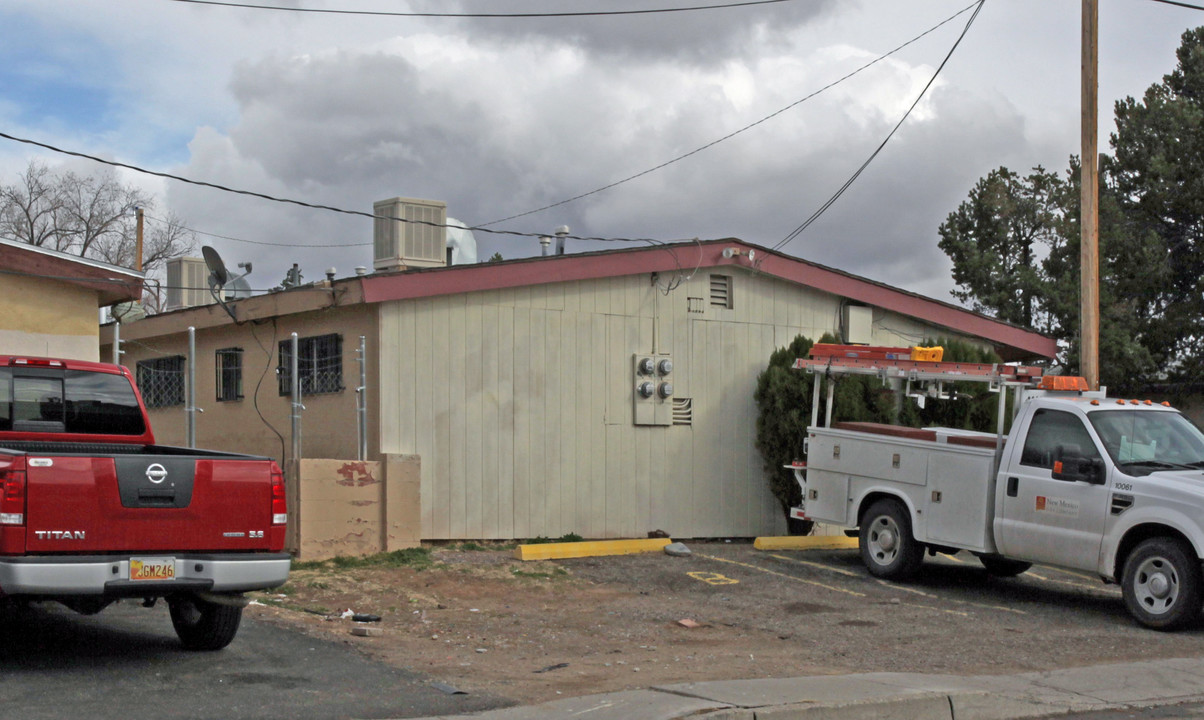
[0,356,290,650]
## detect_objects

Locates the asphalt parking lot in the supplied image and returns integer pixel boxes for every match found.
[3,539,1198,719]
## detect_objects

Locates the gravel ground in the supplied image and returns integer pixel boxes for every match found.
[245,541,1199,705]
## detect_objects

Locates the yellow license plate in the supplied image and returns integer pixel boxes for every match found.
[130,557,176,581]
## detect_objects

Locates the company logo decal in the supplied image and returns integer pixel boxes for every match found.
[1035,495,1080,518]
[146,463,168,484]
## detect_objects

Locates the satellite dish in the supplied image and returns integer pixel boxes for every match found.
[202,245,229,287]
[226,275,253,300]
[200,245,240,322]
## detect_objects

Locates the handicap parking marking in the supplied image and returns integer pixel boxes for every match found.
[686,571,740,585]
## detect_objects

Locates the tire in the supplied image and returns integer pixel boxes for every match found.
[169,595,243,651]
[859,498,924,580]
[979,556,1032,577]
[1121,538,1203,631]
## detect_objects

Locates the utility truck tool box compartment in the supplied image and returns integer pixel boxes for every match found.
[806,423,998,553]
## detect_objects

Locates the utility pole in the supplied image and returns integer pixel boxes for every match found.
[135,206,144,273]
[1080,0,1100,390]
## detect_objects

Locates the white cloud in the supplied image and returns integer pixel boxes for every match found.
[2,0,1202,306]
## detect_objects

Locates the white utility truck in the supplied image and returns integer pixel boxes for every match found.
[790,345,1204,630]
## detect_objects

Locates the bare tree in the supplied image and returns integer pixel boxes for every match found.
[0,160,197,313]
[0,162,68,250]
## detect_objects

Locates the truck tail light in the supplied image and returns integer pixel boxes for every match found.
[270,462,287,525]
[1,469,26,526]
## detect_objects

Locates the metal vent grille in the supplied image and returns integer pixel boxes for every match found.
[709,274,732,309]
[165,257,213,310]
[687,297,705,314]
[373,197,448,270]
[672,397,693,426]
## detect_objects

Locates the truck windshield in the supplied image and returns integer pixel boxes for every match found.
[0,368,146,436]
[1088,409,1204,473]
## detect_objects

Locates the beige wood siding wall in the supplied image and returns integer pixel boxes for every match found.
[378,268,976,540]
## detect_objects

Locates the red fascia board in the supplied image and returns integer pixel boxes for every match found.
[362,244,720,303]
[0,244,143,305]
[757,253,1056,360]
[362,241,1056,360]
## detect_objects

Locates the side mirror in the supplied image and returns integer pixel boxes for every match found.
[1052,444,1105,484]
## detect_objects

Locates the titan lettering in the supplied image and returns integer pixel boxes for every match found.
[34,530,86,540]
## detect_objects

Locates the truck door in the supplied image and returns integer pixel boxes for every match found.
[996,408,1110,570]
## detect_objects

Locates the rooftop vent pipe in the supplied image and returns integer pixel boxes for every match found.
[555,225,570,255]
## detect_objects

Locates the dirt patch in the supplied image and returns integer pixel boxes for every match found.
[246,544,840,704]
[245,541,1204,706]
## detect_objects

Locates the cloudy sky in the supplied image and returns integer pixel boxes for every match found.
[1,0,1200,302]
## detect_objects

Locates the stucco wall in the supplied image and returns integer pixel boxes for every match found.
[295,455,421,560]
[1,274,99,361]
[104,304,378,465]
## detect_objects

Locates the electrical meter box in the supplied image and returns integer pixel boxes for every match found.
[632,353,673,426]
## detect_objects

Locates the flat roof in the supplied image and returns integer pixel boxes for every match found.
[110,238,1056,362]
[361,239,1056,361]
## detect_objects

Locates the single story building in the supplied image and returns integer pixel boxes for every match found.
[100,201,1055,542]
[2,237,143,361]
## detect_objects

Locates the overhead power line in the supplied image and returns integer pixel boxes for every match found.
[142,212,371,248]
[1149,0,1204,10]
[772,0,986,251]
[0,130,684,246]
[166,0,799,18]
[479,0,983,227]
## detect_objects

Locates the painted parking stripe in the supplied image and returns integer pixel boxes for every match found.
[1041,566,1099,582]
[873,579,1027,615]
[696,554,865,598]
[905,603,969,617]
[700,555,968,618]
[768,554,861,578]
[1026,570,1120,595]
[875,580,938,598]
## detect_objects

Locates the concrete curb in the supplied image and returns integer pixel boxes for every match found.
[405,656,1204,720]
[512,538,671,561]
[752,536,859,551]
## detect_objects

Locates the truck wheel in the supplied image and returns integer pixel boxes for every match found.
[979,556,1032,577]
[1122,538,1203,631]
[859,498,923,580]
[169,595,243,651]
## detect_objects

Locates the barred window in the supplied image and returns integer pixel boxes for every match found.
[278,334,343,396]
[215,348,243,402]
[136,356,186,409]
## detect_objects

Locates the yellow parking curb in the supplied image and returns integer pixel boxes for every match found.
[513,538,671,561]
[753,535,859,551]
